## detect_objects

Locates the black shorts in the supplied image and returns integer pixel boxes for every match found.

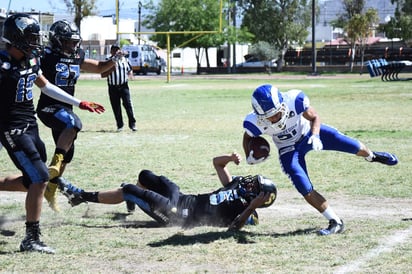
[37,104,82,132]
[0,124,48,188]
[37,104,82,162]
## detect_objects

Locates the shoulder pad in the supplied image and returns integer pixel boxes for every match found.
[0,51,11,71]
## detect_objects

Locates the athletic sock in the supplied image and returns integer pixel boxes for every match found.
[322,206,342,224]
[82,191,99,203]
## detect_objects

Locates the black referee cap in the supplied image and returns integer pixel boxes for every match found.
[111,44,120,50]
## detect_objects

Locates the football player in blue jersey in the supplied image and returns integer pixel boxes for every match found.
[56,153,277,230]
[36,20,117,212]
[0,14,104,253]
[243,84,398,236]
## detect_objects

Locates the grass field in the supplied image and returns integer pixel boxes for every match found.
[0,73,411,273]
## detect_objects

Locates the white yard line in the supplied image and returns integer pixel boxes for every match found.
[335,225,412,274]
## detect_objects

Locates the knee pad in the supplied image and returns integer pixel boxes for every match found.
[121,183,137,197]
[138,169,158,187]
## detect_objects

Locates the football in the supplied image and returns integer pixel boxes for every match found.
[248,136,270,159]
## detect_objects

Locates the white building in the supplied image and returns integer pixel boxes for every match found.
[313,0,396,42]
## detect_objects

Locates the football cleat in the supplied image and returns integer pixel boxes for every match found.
[57,177,86,206]
[48,153,64,180]
[20,236,55,254]
[20,224,55,254]
[44,182,60,212]
[370,151,398,166]
[318,219,345,236]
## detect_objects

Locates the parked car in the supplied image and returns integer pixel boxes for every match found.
[236,55,277,68]
[122,44,162,75]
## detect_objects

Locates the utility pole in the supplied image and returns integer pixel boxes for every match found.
[232,0,237,73]
[311,0,317,75]
[138,1,142,45]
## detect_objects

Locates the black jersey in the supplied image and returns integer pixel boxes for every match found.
[0,50,41,129]
[37,47,85,110]
[178,179,249,227]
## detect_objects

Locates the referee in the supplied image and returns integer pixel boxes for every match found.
[101,44,137,131]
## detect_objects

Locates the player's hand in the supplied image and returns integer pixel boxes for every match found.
[79,101,105,114]
[246,150,267,165]
[250,192,271,208]
[308,134,323,151]
[230,152,242,165]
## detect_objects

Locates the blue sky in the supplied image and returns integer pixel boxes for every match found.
[3,0,144,19]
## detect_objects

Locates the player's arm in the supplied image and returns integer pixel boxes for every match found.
[213,153,242,186]
[243,132,267,165]
[303,106,321,136]
[303,106,323,151]
[35,75,105,113]
[81,58,115,74]
[228,192,271,231]
[242,132,253,156]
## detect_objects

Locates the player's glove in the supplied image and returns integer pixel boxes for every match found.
[308,134,323,151]
[79,101,105,114]
[246,150,267,165]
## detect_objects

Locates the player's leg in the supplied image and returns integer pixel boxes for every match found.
[4,129,55,253]
[47,108,82,179]
[280,147,344,236]
[320,124,398,165]
[122,183,174,225]
[38,106,82,212]
[0,174,27,191]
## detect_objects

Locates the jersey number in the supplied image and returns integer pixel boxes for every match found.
[55,63,80,86]
[278,129,298,141]
[16,73,37,102]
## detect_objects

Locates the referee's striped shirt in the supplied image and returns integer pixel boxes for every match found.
[107,57,132,86]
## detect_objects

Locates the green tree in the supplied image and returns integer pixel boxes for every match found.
[391,0,412,14]
[345,9,379,72]
[382,0,412,43]
[63,0,97,30]
[144,0,253,73]
[248,41,280,74]
[332,0,379,72]
[240,0,312,71]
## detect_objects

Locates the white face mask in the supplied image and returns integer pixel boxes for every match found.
[257,102,289,130]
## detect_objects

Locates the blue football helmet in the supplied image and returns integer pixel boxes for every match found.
[251,84,289,130]
[2,13,43,56]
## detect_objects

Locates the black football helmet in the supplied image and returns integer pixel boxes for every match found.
[1,13,43,56]
[49,20,81,55]
[237,175,277,208]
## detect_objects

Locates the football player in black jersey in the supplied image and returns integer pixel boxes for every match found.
[0,14,105,253]
[36,20,117,212]
[56,153,277,230]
